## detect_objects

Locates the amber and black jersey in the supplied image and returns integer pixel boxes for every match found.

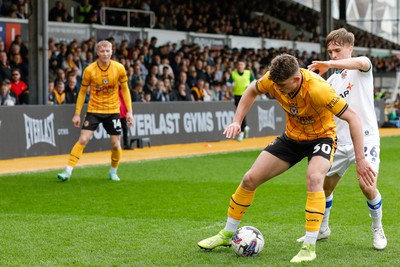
[75,60,131,115]
[256,69,348,141]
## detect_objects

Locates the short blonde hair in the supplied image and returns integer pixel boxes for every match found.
[95,40,112,52]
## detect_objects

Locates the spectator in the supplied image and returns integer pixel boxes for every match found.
[48,80,56,105]
[130,64,143,90]
[61,52,78,72]
[170,52,182,78]
[131,83,144,102]
[159,57,174,80]
[55,68,67,84]
[143,75,158,97]
[136,56,148,81]
[10,68,27,103]
[187,66,198,88]
[147,64,160,82]
[76,0,93,23]
[191,79,205,101]
[0,79,17,106]
[0,51,12,82]
[171,83,190,101]
[153,80,170,102]
[163,77,173,95]
[86,9,100,24]
[66,66,82,89]
[220,83,232,101]
[16,4,26,19]
[143,90,152,103]
[65,76,79,104]
[160,65,174,83]
[175,71,192,101]
[53,79,66,104]
[82,50,94,69]
[9,53,28,82]
[49,1,72,22]
[195,59,207,81]
[11,35,28,62]
[203,81,213,102]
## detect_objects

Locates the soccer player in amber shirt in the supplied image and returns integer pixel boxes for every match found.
[57,40,133,182]
[197,54,376,263]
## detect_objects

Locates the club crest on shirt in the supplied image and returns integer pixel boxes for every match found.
[289,105,298,116]
[102,78,109,84]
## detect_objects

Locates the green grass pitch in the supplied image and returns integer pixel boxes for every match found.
[0,136,399,266]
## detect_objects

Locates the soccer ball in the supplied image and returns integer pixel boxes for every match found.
[231,226,264,256]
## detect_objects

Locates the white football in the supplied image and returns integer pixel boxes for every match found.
[232,226,264,256]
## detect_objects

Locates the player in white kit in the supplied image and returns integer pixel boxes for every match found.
[297,28,387,250]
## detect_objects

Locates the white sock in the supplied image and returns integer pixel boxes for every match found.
[109,167,117,174]
[225,216,240,232]
[66,165,73,175]
[367,190,382,228]
[304,231,318,244]
[320,193,333,231]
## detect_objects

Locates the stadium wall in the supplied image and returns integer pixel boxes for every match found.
[0,100,386,160]
[0,101,288,160]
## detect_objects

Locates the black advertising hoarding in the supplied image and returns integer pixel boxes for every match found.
[0,101,286,160]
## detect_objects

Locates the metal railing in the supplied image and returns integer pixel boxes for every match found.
[99,7,156,28]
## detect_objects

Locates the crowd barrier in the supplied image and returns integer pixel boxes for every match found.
[0,100,385,160]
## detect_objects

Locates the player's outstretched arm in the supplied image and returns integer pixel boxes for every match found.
[338,107,376,186]
[308,57,370,75]
[223,81,259,139]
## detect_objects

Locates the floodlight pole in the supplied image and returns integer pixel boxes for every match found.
[28,0,48,105]
[320,0,333,79]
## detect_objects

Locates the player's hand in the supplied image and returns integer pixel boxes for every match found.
[356,158,376,187]
[307,61,331,76]
[126,112,134,127]
[223,122,241,139]
[72,114,81,128]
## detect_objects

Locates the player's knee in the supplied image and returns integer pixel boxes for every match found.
[359,183,376,199]
[78,137,90,145]
[241,172,258,191]
[306,173,324,189]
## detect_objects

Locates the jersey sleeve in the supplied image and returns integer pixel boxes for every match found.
[255,71,274,96]
[310,79,348,117]
[118,64,128,84]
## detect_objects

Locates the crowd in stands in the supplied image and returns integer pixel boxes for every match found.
[42,0,400,50]
[0,0,400,112]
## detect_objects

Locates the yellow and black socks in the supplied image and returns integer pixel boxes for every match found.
[228,185,255,221]
[303,191,325,244]
[305,191,326,232]
[67,142,85,168]
[111,149,121,169]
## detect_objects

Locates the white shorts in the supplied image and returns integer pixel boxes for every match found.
[327,144,380,177]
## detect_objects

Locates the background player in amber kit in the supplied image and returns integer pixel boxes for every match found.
[57,40,133,182]
[197,54,376,263]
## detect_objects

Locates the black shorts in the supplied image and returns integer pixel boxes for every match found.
[264,134,336,167]
[82,112,122,135]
